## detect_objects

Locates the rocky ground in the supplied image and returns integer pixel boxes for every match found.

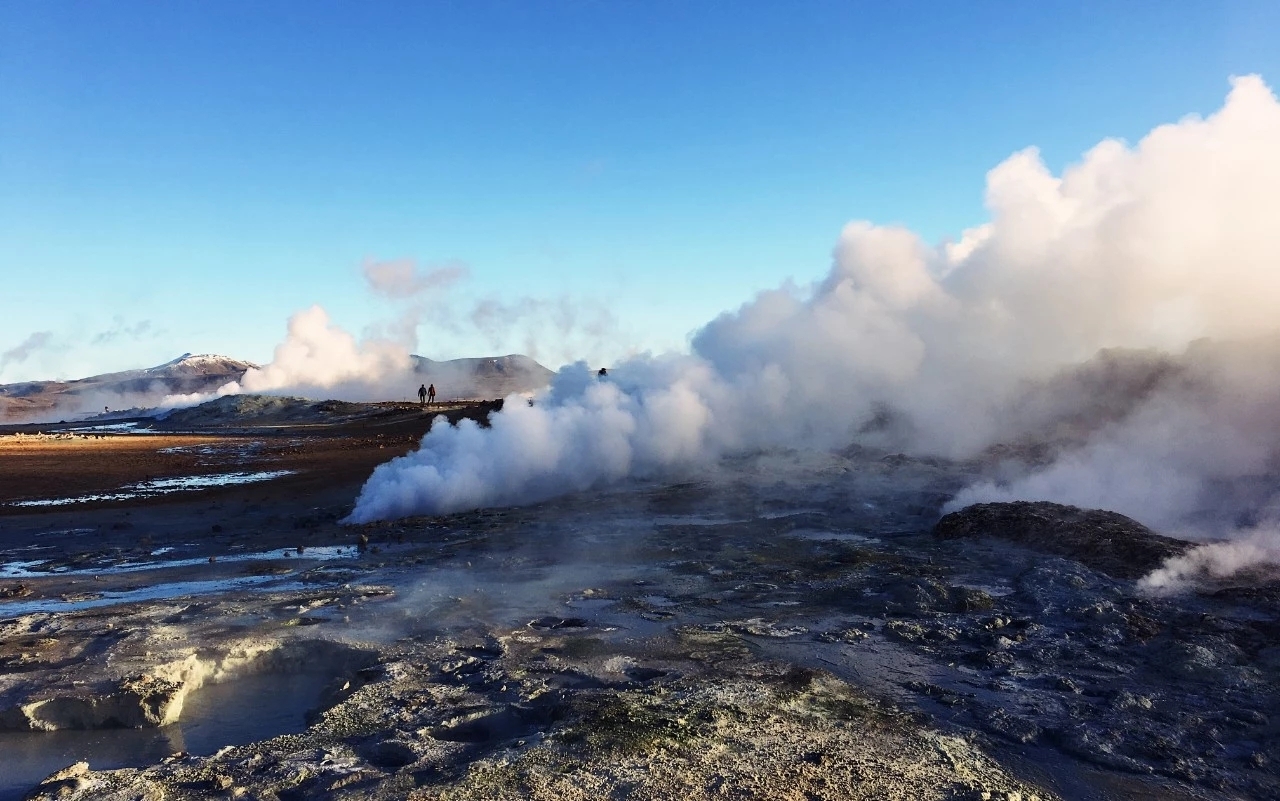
[0,404,1276,800]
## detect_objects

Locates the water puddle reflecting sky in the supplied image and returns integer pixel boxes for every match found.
[0,671,336,801]
[7,470,296,507]
[0,545,360,579]
[0,575,302,616]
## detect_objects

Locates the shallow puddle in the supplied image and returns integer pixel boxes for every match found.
[1,544,360,579]
[8,470,296,507]
[156,441,265,465]
[62,422,147,433]
[0,671,336,801]
[0,575,302,616]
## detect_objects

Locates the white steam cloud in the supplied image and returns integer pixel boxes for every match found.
[217,305,413,400]
[349,73,1280,590]
[1140,528,1280,593]
[154,261,613,411]
[362,259,470,299]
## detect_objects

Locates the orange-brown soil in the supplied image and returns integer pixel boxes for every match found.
[0,401,500,568]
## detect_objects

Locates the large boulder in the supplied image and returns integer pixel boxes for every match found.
[933,501,1193,579]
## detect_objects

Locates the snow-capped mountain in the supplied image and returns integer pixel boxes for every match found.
[0,352,555,422]
[0,354,258,421]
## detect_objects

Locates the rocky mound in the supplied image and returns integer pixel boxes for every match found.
[158,395,368,427]
[933,501,1193,579]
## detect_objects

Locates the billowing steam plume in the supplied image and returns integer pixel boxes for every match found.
[216,305,413,400]
[155,259,614,410]
[349,75,1280,590]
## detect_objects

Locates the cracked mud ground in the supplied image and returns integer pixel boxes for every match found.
[1,410,1277,800]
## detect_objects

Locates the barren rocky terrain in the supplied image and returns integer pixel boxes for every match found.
[0,399,1276,800]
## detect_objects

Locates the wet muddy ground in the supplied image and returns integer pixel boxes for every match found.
[1,406,1277,800]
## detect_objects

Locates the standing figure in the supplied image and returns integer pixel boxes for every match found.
[418,384,427,405]
[427,383,437,405]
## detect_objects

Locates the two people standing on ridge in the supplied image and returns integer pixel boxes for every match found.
[417,383,437,406]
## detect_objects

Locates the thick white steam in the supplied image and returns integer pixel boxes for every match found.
[349,73,1280,578]
[150,255,618,413]
[350,359,734,519]
[217,305,413,400]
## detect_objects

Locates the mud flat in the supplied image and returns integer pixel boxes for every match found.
[1,403,1277,799]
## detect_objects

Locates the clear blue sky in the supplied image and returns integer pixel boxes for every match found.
[2,1,1278,381]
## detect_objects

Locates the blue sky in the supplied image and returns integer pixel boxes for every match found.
[3,1,1278,381]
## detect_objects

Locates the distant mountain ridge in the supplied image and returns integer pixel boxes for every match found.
[0,354,256,421]
[409,354,554,399]
[0,352,555,422]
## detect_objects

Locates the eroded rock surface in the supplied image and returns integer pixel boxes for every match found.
[2,447,1276,800]
[22,633,1053,801]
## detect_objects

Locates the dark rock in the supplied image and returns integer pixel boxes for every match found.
[885,578,950,615]
[885,620,959,644]
[950,586,995,612]
[978,707,1041,743]
[816,628,869,644]
[933,501,1192,579]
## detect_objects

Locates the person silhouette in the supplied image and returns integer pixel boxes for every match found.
[427,383,437,405]
[417,384,427,405]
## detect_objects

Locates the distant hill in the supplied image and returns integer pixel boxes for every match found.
[0,352,555,422]
[0,354,256,421]
[409,354,555,399]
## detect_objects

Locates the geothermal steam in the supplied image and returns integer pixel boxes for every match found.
[351,75,1280,525]
[217,305,413,400]
[156,259,618,409]
[349,75,1280,570]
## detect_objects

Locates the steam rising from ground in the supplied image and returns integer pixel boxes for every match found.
[215,306,414,401]
[153,259,618,408]
[1140,527,1280,593]
[350,76,1280,586]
